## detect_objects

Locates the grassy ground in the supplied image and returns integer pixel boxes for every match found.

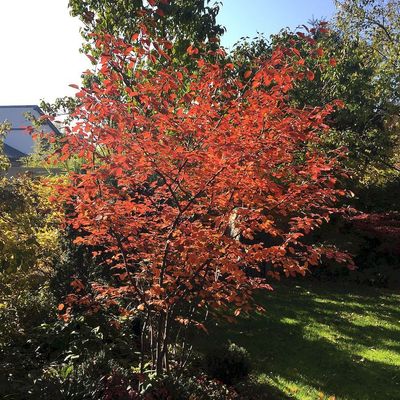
[197,280,400,400]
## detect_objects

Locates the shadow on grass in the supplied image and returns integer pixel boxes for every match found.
[195,281,400,399]
[235,378,293,399]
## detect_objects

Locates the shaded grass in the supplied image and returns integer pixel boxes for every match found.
[195,280,400,399]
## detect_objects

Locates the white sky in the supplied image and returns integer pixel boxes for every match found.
[0,0,89,106]
[0,1,335,108]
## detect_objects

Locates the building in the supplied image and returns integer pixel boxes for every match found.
[0,105,61,167]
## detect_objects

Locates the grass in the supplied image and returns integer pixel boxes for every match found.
[196,280,400,400]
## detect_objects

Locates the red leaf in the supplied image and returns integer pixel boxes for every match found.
[307,70,315,81]
[86,54,97,64]
[292,48,301,57]
[334,99,345,108]
[244,70,252,79]
[118,272,128,281]
[186,45,199,55]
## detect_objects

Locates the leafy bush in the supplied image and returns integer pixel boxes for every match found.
[204,343,251,385]
[309,212,400,288]
[30,352,139,400]
[0,277,56,398]
[142,372,238,400]
[0,175,61,273]
[347,212,400,287]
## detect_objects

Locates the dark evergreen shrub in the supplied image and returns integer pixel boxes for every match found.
[204,343,251,385]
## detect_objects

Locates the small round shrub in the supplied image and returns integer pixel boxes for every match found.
[204,343,251,385]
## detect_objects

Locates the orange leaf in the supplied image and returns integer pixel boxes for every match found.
[186,45,198,55]
[244,70,252,79]
[307,70,315,81]
[58,303,65,311]
[334,99,345,109]
[118,272,128,281]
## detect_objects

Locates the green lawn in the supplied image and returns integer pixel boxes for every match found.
[198,280,400,400]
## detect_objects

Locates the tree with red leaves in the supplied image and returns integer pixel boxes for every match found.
[53,29,352,374]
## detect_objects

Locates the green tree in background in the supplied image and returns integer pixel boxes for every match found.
[68,0,224,57]
[42,1,224,118]
[334,0,400,183]
[335,0,399,102]
[231,13,399,191]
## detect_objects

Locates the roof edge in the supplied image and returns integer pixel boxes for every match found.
[0,105,62,136]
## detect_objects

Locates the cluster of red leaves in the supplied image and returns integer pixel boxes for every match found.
[349,212,400,254]
[54,29,352,322]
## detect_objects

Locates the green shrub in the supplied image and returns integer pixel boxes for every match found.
[142,372,238,399]
[30,353,139,400]
[204,343,251,385]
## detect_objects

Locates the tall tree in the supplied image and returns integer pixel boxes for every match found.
[334,0,400,187]
[335,0,400,102]
[52,29,352,376]
[231,18,400,188]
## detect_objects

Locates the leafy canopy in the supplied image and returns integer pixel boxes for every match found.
[69,0,224,61]
[232,19,400,187]
[49,27,353,373]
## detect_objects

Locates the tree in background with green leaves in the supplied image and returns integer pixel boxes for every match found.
[42,1,225,127]
[231,5,399,196]
[335,0,399,102]
[69,0,224,57]
[334,0,400,185]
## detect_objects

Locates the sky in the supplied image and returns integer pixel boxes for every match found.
[0,0,336,107]
[218,0,336,49]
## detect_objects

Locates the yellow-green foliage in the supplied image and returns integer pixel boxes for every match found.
[0,175,61,273]
[0,121,11,172]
